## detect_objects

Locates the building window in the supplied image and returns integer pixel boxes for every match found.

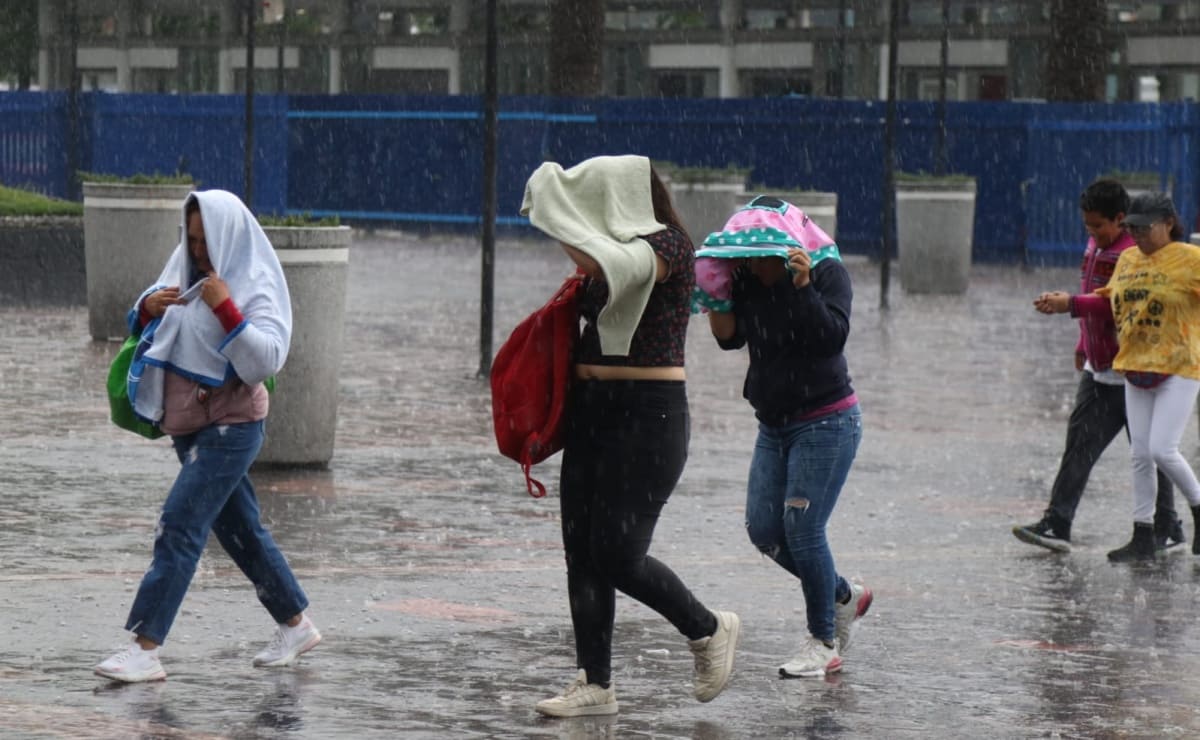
[742,70,813,97]
[904,1,1038,25]
[1111,1,1200,22]
[179,47,218,93]
[655,69,717,97]
[376,8,450,36]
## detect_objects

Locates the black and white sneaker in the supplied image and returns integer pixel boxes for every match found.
[1012,516,1071,553]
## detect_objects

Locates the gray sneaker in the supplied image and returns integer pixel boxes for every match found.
[535,669,618,717]
[834,581,873,653]
[779,636,842,678]
[687,610,741,702]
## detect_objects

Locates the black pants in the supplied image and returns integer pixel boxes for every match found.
[1047,371,1177,526]
[559,379,716,687]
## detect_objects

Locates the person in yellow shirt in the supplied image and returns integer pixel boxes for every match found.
[1077,192,1200,561]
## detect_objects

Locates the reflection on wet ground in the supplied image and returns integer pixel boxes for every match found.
[3,232,1200,737]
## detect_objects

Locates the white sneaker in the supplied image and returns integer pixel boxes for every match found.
[253,614,322,667]
[94,643,167,683]
[779,636,842,678]
[834,581,873,653]
[687,610,741,702]
[535,669,618,717]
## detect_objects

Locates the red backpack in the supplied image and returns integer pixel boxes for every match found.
[490,275,581,497]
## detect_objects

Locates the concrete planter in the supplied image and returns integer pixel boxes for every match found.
[256,225,353,468]
[746,190,838,240]
[83,182,194,340]
[896,177,976,295]
[663,171,750,245]
[0,216,85,306]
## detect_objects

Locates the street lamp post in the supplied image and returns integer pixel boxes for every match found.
[478,0,498,378]
[244,0,256,209]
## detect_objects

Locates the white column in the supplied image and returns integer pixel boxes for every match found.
[719,0,741,98]
[449,0,469,33]
[115,0,132,91]
[328,47,342,93]
[327,0,348,94]
[448,0,468,94]
[718,48,738,98]
[878,43,889,100]
[218,0,237,93]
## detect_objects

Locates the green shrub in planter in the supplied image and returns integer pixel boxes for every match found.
[0,184,82,216]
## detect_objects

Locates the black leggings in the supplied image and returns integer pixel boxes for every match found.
[559,379,717,687]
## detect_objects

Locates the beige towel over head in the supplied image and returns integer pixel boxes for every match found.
[520,154,665,356]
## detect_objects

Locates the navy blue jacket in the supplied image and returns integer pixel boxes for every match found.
[717,259,855,426]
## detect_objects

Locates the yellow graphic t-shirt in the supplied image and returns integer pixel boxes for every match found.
[1096,241,1200,380]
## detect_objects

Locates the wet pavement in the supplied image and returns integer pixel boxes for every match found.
[3,232,1200,739]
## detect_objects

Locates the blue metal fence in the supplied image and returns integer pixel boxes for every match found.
[1,91,1196,266]
[0,92,68,197]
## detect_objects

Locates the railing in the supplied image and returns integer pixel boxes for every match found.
[1,91,1194,266]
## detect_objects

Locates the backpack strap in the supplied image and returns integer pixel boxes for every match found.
[522,462,548,498]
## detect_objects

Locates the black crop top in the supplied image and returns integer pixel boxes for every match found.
[575,226,695,367]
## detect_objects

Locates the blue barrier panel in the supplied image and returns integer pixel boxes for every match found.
[6,92,1198,265]
[82,93,287,214]
[286,95,589,225]
[1020,102,1190,266]
[0,92,69,197]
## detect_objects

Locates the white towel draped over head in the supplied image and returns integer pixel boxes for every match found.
[132,189,291,422]
[520,154,663,356]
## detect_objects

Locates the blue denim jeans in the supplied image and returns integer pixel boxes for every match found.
[745,405,862,643]
[125,420,309,644]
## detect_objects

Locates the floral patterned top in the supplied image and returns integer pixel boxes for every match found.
[575,226,695,367]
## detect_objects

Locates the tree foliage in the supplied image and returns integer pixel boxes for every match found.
[0,0,38,89]
[1044,0,1108,102]
[547,0,604,96]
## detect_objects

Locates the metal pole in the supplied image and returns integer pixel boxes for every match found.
[881,0,900,310]
[66,0,80,200]
[244,0,256,209]
[478,0,499,378]
[935,0,949,175]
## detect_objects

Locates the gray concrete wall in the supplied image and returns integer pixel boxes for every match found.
[669,182,751,245]
[0,217,86,306]
[897,180,976,294]
[257,226,353,468]
[83,183,193,341]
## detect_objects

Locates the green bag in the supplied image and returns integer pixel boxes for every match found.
[107,334,164,440]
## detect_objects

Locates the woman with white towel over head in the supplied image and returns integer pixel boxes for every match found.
[94,190,320,682]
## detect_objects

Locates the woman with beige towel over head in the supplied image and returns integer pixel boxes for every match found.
[520,155,740,717]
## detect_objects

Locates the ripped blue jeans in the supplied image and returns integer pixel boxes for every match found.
[744,405,862,643]
[125,420,308,644]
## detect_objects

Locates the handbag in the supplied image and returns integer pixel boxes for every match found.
[107,321,164,440]
[490,275,581,497]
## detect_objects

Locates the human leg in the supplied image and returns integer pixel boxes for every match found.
[745,424,851,602]
[777,407,862,645]
[210,446,309,623]
[1044,374,1127,525]
[124,423,262,645]
[99,423,260,681]
[553,380,734,706]
[1144,377,1200,509]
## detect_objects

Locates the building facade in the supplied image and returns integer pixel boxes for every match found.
[26,0,1200,102]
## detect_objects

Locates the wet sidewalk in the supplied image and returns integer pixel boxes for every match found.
[3,232,1200,739]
